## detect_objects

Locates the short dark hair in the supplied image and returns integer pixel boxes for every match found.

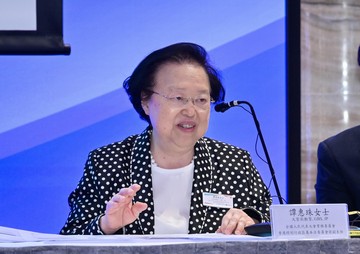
[123,42,225,124]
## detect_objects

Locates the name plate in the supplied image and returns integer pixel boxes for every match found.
[270,203,349,240]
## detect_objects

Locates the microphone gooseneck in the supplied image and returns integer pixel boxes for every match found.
[215,100,284,204]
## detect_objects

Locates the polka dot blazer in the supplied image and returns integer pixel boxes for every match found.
[60,127,272,235]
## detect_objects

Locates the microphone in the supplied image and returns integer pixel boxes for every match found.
[215,100,284,204]
[214,101,245,112]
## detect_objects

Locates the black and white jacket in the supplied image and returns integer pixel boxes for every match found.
[60,127,272,235]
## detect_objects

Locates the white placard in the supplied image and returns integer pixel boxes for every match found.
[270,203,349,240]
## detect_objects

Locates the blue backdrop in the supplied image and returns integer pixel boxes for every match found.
[0,0,286,233]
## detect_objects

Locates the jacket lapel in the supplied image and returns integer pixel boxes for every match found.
[130,128,155,234]
[189,138,213,233]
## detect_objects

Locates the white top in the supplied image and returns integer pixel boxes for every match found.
[151,161,194,234]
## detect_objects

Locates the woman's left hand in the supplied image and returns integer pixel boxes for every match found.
[216,208,256,235]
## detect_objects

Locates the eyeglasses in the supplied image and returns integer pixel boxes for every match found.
[149,90,214,110]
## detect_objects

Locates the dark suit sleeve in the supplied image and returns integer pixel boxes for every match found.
[315,141,351,205]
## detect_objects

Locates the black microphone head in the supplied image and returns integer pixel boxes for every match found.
[214,102,228,112]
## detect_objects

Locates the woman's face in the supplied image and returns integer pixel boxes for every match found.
[142,62,211,154]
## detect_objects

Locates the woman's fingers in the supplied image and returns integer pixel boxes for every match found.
[118,184,140,197]
[218,208,255,235]
[131,202,148,217]
[100,184,146,234]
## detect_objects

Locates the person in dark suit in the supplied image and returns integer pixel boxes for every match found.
[316,125,360,216]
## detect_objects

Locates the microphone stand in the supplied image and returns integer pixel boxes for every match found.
[243,101,283,204]
[218,101,284,204]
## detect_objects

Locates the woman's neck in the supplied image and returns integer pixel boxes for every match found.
[150,147,194,169]
[149,130,196,169]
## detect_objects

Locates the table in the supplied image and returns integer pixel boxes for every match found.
[1,236,360,254]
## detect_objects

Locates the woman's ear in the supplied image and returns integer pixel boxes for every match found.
[142,100,149,115]
[141,92,150,115]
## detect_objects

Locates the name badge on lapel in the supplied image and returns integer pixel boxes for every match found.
[202,192,234,208]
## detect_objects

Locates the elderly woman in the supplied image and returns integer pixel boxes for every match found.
[60,42,272,235]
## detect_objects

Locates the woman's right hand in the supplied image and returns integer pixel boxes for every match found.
[99,184,148,234]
